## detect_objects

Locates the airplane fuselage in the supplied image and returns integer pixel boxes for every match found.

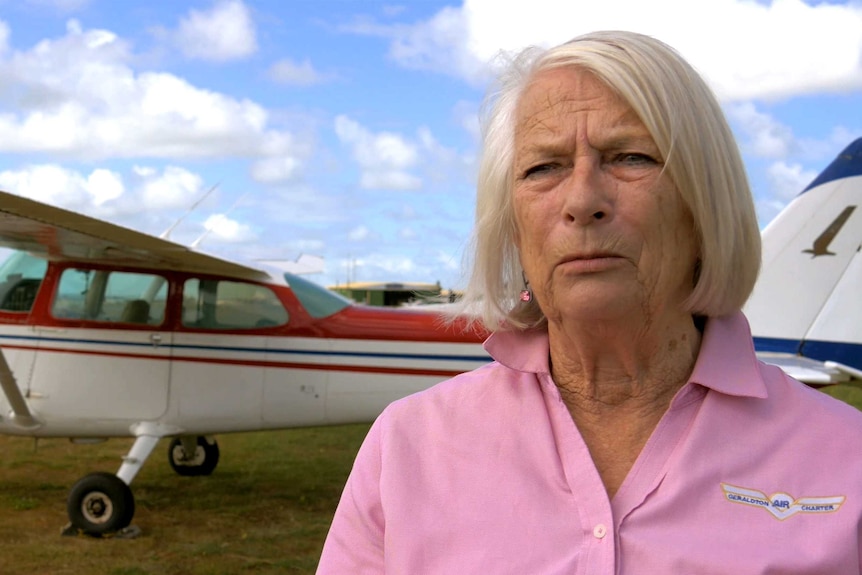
[0,254,490,439]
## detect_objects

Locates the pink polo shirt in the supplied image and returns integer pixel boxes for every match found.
[317,312,862,573]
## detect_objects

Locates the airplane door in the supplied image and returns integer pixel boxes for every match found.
[27,269,172,429]
[171,278,266,432]
[29,327,172,423]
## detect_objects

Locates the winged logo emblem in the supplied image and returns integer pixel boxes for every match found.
[722,483,845,520]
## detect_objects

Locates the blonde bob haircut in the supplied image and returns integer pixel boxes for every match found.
[459,30,760,331]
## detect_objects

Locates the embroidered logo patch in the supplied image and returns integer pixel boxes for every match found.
[721,483,845,521]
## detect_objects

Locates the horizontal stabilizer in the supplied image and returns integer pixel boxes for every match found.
[757,352,851,386]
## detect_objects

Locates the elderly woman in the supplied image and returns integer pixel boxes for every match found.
[317,31,862,573]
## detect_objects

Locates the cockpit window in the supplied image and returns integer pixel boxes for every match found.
[182,278,288,330]
[0,250,48,313]
[52,269,167,325]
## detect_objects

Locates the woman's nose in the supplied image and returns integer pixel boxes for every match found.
[561,159,613,225]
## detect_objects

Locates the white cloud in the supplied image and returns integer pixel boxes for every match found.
[132,165,156,178]
[435,249,460,272]
[334,114,421,190]
[754,159,819,227]
[359,253,417,276]
[0,163,231,237]
[380,0,862,101]
[360,171,421,190]
[0,163,126,208]
[140,166,204,210]
[0,20,300,162]
[0,164,82,205]
[268,58,331,86]
[728,102,796,158]
[387,6,482,82]
[174,0,257,62]
[250,156,302,183]
[0,20,10,55]
[86,168,124,205]
[201,213,256,243]
[348,250,461,284]
[335,116,417,167]
[767,161,817,202]
[254,186,343,228]
[453,99,480,142]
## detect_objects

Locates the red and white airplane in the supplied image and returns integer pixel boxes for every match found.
[0,137,861,536]
[0,191,489,535]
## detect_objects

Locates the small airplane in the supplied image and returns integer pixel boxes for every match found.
[744,137,862,384]
[0,137,859,536]
[0,194,490,535]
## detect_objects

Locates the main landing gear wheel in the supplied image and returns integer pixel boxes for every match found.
[168,436,220,476]
[67,472,135,535]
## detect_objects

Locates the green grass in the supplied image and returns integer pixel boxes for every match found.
[820,382,862,410]
[0,424,369,575]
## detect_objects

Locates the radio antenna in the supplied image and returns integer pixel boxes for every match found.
[159,183,220,240]
[190,191,250,249]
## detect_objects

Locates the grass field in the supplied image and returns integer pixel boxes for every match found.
[1,384,860,575]
[0,423,370,575]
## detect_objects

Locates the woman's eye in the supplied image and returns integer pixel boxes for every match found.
[523,163,558,178]
[615,153,657,165]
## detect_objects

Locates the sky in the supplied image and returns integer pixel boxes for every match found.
[0,0,859,290]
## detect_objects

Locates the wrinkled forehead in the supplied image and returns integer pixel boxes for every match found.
[514,67,650,144]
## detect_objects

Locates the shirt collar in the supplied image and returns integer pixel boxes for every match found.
[687,311,767,398]
[483,311,767,399]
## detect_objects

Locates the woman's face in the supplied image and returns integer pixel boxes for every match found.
[512,67,698,325]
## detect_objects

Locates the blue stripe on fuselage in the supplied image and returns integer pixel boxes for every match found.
[753,336,802,355]
[754,336,862,371]
[0,333,491,364]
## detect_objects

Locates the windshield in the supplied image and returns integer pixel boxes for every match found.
[0,250,48,280]
[283,273,352,318]
[0,250,48,313]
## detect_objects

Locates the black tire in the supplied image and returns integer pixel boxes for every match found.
[67,472,135,535]
[167,436,220,476]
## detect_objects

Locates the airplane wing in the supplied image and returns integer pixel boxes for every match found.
[0,190,270,281]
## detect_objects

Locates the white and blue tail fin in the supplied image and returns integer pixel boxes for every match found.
[744,138,862,383]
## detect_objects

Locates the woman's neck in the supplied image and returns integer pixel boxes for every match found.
[548,312,701,410]
[547,312,702,498]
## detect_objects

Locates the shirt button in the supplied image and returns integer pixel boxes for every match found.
[593,524,607,539]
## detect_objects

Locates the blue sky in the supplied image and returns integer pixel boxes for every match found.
[0,0,859,289]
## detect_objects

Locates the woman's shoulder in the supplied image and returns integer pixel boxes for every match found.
[392,360,523,410]
[760,360,862,430]
[375,360,542,434]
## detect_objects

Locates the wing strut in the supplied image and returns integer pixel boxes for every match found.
[0,346,40,428]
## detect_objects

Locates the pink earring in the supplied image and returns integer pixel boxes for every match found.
[520,272,532,302]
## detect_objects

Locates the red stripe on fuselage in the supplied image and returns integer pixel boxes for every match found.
[0,343,472,378]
